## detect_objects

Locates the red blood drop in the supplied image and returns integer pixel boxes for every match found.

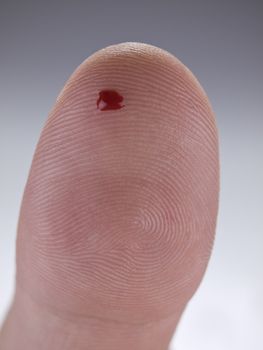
[97,90,125,111]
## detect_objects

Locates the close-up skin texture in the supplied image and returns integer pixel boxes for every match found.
[0,42,219,350]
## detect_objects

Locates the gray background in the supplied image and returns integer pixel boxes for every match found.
[0,0,262,348]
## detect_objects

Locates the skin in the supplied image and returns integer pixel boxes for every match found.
[0,42,219,350]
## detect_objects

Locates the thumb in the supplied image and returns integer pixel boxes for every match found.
[15,42,218,348]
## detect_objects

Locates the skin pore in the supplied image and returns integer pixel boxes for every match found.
[0,42,219,350]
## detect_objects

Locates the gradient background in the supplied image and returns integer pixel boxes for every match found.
[0,0,262,348]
